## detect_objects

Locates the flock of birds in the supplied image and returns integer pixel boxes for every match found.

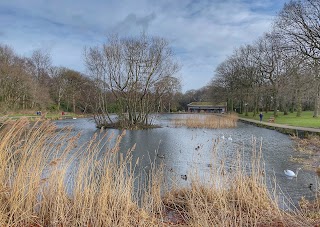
[220,134,233,141]
[177,167,303,182]
[157,133,307,183]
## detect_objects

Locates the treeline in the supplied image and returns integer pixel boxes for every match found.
[0,43,186,114]
[9,0,320,117]
[196,0,320,117]
[0,44,185,114]
[0,45,97,113]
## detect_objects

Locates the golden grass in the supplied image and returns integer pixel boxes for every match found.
[291,135,320,174]
[161,140,317,226]
[0,118,318,226]
[173,113,238,129]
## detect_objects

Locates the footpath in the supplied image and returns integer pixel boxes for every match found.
[238,117,320,138]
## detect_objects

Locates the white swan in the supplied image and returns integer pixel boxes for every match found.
[228,135,232,141]
[284,168,301,177]
[221,134,225,140]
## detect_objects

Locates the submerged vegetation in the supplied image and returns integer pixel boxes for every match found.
[173,113,238,129]
[0,118,319,226]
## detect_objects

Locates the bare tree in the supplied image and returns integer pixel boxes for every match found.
[30,49,51,82]
[205,1,320,118]
[154,76,181,112]
[85,34,180,129]
[84,46,112,121]
[213,58,239,112]
[277,0,320,117]
[232,45,262,116]
[27,49,52,109]
[0,45,36,110]
[251,32,286,117]
[50,67,70,111]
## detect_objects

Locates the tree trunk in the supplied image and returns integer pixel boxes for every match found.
[252,94,259,117]
[229,98,234,112]
[313,79,320,117]
[273,94,278,117]
[72,94,76,113]
[245,105,248,116]
[272,83,278,117]
[57,88,62,111]
[296,87,302,117]
[22,94,26,110]
[290,96,295,113]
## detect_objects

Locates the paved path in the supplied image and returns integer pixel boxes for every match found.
[238,117,320,135]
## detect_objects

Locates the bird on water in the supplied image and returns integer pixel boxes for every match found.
[157,154,165,158]
[181,175,187,180]
[284,168,301,177]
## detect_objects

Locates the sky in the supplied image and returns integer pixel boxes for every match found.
[0,0,289,92]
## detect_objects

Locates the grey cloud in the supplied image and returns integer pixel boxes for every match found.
[0,0,286,91]
[114,13,156,34]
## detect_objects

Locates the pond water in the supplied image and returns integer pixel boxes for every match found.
[54,114,319,209]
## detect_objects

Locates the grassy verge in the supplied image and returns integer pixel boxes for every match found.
[0,118,319,226]
[239,111,320,128]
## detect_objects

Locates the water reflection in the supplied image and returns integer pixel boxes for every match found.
[54,114,319,209]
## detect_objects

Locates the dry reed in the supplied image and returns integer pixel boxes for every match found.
[161,138,317,226]
[173,113,238,129]
[292,135,320,175]
[0,118,318,226]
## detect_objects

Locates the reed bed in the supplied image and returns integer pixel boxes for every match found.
[162,139,319,226]
[0,118,318,226]
[173,113,238,129]
[291,135,320,176]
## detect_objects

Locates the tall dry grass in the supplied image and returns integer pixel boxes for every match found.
[161,138,318,226]
[0,118,167,226]
[173,113,238,128]
[0,118,318,226]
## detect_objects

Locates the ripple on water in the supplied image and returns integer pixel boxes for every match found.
[55,115,319,208]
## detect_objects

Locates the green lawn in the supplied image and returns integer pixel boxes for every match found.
[239,111,320,128]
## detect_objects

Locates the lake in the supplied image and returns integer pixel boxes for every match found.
[54,114,319,210]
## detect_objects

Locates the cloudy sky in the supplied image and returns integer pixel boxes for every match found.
[0,0,288,92]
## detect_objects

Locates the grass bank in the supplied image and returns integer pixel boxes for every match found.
[0,118,319,226]
[239,111,320,128]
